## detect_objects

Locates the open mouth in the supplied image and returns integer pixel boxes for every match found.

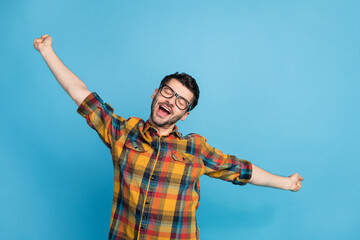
[157,104,172,117]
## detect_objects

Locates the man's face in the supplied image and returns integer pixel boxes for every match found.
[150,79,194,129]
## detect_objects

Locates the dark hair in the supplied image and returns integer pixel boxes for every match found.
[159,72,200,111]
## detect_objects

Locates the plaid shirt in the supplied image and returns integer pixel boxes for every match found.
[77,92,252,240]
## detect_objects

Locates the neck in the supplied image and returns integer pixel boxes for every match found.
[148,118,176,136]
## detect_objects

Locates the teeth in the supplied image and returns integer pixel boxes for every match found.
[160,105,171,113]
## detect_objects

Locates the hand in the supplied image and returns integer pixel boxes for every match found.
[288,173,304,192]
[33,34,52,52]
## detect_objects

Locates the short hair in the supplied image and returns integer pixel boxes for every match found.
[159,72,200,111]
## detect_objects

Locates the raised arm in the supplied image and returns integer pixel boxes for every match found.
[33,34,91,106]
[250,164,304,192]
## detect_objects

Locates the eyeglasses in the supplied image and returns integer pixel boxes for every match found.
[159,84,192,110]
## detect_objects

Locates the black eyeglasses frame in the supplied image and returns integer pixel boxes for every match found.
[159,84,192,111]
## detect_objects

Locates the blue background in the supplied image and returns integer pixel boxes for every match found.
[1,0,359,239]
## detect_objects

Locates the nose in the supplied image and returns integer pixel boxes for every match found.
[167,95,176,107]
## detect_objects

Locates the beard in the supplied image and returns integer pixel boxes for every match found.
[150,95,185,129]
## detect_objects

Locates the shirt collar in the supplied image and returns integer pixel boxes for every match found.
[144,120,183,139]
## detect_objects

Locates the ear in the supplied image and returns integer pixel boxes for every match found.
[180,111,190,121]
[151,89,158,99]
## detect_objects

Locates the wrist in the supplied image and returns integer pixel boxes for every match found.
[40,46,54,57]
[283,177,293,190]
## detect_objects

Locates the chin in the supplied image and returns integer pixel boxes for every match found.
[150,113,166,127]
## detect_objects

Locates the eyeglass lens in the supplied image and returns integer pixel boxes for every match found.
[160,86,189,110]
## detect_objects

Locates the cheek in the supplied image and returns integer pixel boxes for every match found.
[173,109,182,116]
[173,111,187,121]
[152,95,161,106]
[154,94,165,103]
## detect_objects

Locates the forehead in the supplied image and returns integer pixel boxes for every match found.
[165,79,194,102]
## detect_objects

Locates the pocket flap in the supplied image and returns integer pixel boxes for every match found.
[171,151,195,164]
[125,139,150,152]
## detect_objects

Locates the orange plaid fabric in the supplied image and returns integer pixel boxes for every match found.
[77,92,252,240]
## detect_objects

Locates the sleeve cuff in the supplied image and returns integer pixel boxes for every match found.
[77,92,104,118]
[238,159,253,185]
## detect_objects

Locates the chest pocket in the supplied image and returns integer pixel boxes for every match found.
[171,151,195,165]
[124,139,151,152]
[170,151,195,190]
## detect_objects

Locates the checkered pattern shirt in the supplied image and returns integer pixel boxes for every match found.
[77,92,252,240]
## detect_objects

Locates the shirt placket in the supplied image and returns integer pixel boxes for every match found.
[138,136,166,239]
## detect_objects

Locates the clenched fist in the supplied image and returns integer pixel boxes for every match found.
[288,173,304,192]
[33,34,52,52]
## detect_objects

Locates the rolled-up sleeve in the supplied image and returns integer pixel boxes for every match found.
[77,92,127,149]
[201,139,252,185]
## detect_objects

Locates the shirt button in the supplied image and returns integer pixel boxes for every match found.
[145,201,149,204]
[141,225,145,229]
[151,176,156,181]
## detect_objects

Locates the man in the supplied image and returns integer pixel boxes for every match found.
[34,34,303,240]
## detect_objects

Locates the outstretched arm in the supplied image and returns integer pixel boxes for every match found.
[249,164,303,192]
[33,34,91,106]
